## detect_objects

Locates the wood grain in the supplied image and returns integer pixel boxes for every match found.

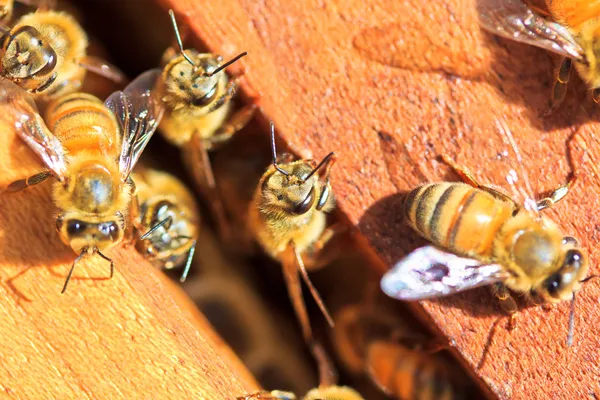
[161,0,600,398]
[0,124,258,398]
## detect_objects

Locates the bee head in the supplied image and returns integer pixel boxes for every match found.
[56,212,125,254]
[164,10,246,109]
[539,239,588,303]
[137,199,197,270]
[1,25,57,90]
[259,123,335,216]
[164,52,222,108]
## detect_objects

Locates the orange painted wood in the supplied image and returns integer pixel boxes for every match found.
[162,0,600,398]
[0,131,258,398]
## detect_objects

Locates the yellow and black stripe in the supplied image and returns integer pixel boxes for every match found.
[404,182,515,258]
[45,92,119,154]
[368,341,456,400]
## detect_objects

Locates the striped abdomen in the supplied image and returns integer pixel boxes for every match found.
[45,92,119,155]
[404,183,515,259]
[367,341,456,400]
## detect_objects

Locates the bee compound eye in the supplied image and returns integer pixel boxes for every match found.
[544,273,562,298]
[66,220,87,236]
[291,187,315,215]
[564,249,583,270]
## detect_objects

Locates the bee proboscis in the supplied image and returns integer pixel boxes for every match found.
[3,69,163,292]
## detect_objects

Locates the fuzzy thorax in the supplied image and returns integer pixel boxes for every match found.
[52,152,129,216]
[494,210,587,302]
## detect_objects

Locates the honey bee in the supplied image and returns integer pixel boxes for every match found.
[238,386,365,400]
[2,70,163,292]
[132,167,199,282]
[154,10,256,237]
[333,304,459,400]
[248,122,338,385]
[478,0,600,110]
[381,121,589,346]
[0,6,125,100]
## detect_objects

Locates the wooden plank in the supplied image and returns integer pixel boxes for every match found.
[0,120,258,398]
[161,0,600,398]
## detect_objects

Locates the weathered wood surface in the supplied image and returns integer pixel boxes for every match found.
[162,0,600,398]
[0,125,258,398]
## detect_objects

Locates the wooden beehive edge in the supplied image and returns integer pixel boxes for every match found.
[0,103,258,400]
[162,0,600,399]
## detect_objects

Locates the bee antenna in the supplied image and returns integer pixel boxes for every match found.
[206,52,247,77]
[168,9,195,67]
[303,152,335,182]
[580,274,600,284]
[270,122,289,177]
[567,292,576,347]
[180,240,196,283]
[141,216,173,240]
[61,247,88,294]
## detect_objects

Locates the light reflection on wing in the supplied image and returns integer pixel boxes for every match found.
[0,80,66,180]
[105,69,164,182]
[478,0,585,61]
[381,246,506,300]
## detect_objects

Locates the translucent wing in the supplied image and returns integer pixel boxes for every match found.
[105,69,163,182]
[381,246,507,300]
[0,80,66,180]
[477,0,585,61]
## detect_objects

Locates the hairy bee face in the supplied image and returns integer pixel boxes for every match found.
[56,213,125,253]
[138,200,196,269]
[164,51,223,109]
[1,25,57,82]
[538,246,588,303]
[260,161,321,216]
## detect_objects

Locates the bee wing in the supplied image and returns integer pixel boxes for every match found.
[477,0,585,61]
[381,246,507,300]
[105,69,164,182]
[0,80,67,180]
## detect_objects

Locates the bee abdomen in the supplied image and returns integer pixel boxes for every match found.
[45,92,119,154]
[405,183,512,257]
[367,341,456,400]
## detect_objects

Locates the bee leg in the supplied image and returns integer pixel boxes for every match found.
[77,56,128,84]
[438,155,514,202]
[543,58,571,117]
[490,283,518,330]
[302,223,346,271]
[187,132,232,241]
[179,240,196,283]
[96,250,115,279]
[536,174,576,211]
[125,180,142,246]
[5,171,52,193]
[281,241,337,387]
[209,103,258,147]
